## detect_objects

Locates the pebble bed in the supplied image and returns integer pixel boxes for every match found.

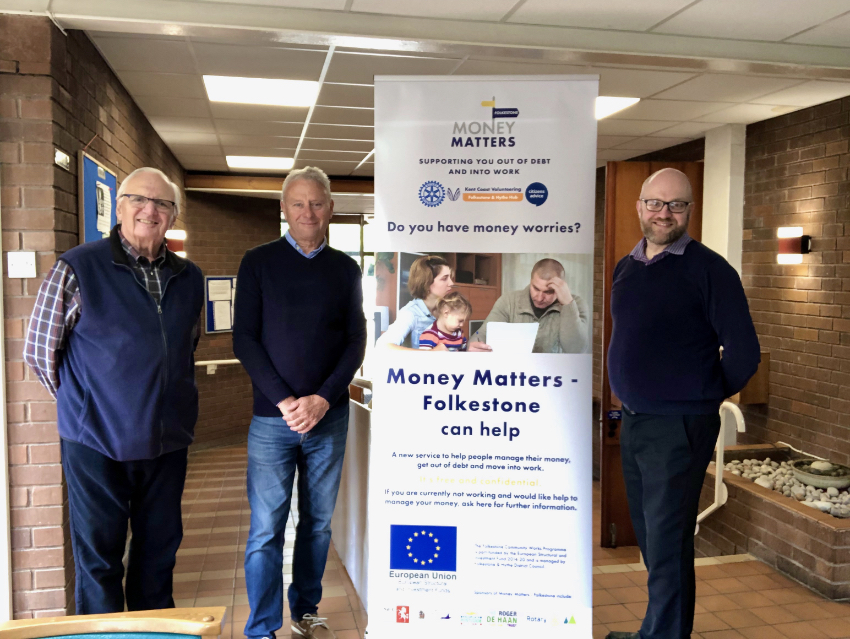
[723,458,850,519]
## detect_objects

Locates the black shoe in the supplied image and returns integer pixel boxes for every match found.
[605,633,639,639]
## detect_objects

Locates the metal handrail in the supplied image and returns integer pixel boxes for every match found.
[695,401,746,534]
[195,359,239,375]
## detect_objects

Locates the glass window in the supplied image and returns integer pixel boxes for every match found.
[329,223,362,261]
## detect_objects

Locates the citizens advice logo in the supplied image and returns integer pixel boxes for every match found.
[389,524,457,571]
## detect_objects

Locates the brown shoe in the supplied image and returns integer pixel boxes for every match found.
[291,615,336,639]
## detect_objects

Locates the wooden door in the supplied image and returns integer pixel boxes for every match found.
[600,161,704,548]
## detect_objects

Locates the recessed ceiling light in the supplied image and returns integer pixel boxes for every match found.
[165,229,187,240]
[595,97,640,120]
[203,75,320,107]
[226,156,295,171]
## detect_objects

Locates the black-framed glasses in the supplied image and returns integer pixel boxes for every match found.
[640,198,691,213]
[121,194,175,214]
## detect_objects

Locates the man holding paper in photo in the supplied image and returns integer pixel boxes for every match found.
[472,258,589,353]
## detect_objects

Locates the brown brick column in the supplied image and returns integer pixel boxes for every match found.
[1,15,184,618]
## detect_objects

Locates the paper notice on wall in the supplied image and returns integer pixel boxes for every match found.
[208,279,232,301]
[95,182,112,237]
[486,322,538,354]
[213,300,232,331]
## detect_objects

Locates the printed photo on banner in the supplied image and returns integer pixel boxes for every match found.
[372,251,592,354]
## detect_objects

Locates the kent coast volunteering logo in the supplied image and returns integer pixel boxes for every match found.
[389,524,458,571]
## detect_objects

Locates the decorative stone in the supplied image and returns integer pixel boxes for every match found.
[755,476,774,490]
[792,487,806,501]
[811,461,834,472]
[827,487,839,497]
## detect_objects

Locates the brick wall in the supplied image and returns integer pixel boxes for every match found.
[740,96,850,463]
[1,16,183,618]
[184,191,281,449]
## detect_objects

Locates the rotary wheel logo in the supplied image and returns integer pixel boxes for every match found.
[419,181,446,207]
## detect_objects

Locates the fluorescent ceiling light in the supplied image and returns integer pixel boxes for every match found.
[596,97,640,120]
[227,156,295,171]
[165,229,187,240]
[777,254,802,265]
[203,75,319,107]
[777,226,803,238]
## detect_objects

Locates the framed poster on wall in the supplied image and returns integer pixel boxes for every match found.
[205,276,237,334]
[78,151,118,243]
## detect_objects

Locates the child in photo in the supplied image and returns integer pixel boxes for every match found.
[418,291,472,352]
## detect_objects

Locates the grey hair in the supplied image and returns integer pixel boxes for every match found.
[117,167,182,219]
[281,166,332,202]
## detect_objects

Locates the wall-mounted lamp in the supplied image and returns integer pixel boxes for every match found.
[166,229,187,257]
[776,227,811,264]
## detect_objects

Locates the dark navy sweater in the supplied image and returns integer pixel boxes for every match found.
[233,238,367,416]
[608,241,760,415]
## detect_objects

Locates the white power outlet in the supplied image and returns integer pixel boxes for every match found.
[7,251,37,279]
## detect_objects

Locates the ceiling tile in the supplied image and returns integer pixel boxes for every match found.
[293,159,361,176]
[608,99,731,120]
[653,0,850,41]
[90,35,197,73]
[135,96,210,118]
[614,136,692,150]
[597,150,639,161]
[191,43,328,81]
[301,137,374,152]
[332,193,374,214]
[352,0,522,21]
[192,0,347,8]
[209,103,309,122]
[597,135,639,149]
[149,117,217,133]
[298,150,373,161]
[597,119,681,135]
[178,157,230,171]
[696,103,800,123]
[509,0,695,31]
[213,120,304,136]
[218,134,300,149]
[454,59,587,75]
[325,52,462,84]
[788,12,850,46]
[593,67,698,98]
[117,71,207,100]
[750,81,850,107]
[648,121,722,137]
[222,146,296,156]
[652,74,805,102]
[306,123,374,140]
[158,131,220,146]
[319,83,375,108]
[311,106,374,126]
[168,143,223,157]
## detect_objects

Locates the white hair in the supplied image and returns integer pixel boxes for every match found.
[117,167,182,219]
[281,166,332,202]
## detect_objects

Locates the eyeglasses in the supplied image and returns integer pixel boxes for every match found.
[121,194,176,214]
[640,199,691,213]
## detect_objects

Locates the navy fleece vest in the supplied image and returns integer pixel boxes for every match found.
[57,229,204,461]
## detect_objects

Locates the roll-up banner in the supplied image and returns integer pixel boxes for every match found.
[369,76,598,638]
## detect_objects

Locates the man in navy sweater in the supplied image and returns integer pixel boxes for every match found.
[233,167,367,639]
[607,168,760,639]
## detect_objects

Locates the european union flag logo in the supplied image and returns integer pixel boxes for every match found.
[390,525,457,571]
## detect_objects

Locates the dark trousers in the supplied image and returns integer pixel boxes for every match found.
[620,411,720,639]
[61,438,188,614]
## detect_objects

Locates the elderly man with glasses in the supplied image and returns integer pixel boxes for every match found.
[606,168,760,639]
[24,167,203,614]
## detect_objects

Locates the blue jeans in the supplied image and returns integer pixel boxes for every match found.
[244,405,348,639]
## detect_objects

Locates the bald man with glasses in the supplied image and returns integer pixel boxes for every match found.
[25,167,204,614]
[606,168,760,639]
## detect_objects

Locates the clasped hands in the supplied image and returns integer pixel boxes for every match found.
[277,394,329,433]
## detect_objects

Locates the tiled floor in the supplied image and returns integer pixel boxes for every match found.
[177,445,850,639]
